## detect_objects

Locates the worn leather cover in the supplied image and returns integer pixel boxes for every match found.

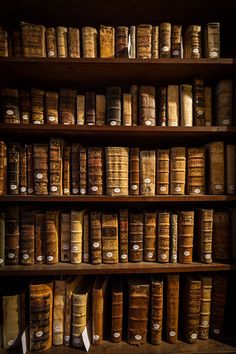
[1,88,20,123]
[106,87,121,126]
[31,89,44,124]
[85,92,96,125]
[68,27,80,58]
[193,78,205,126]
[88,147,104,195]
[33,143,48,195]
[178,211,194,263]
[151,277,163,344]
[8,143,20,195]
[119,209,129,263]
[116,26,129,58]
[90,211,102,264]
[5,206,19,265]
[0,26,8,57]
[204,23,220,59]
[208,141,225,194]
[137,24,152,59]
[129,85,138,125]
[170,213,178,263]
[83,212,90,263]
[144,211,157,261]
[129,147,140,195]
[204,86,212,126]
[210,274,228,338]
[152,26,159,59]
[187,147,205,195]
[60,89,76,125]
[0,141,7,195]
[79,146,87,195]
[158,212,170,263]
[26,144,34,194]
[180,84,193,127]
[82,27,97,58]
[167,85,179,126]
[96,95,106,125]
[49,138,63,195]
[184,25,201,59]
[213,211,230,261]
[60,212,71,262]
[226,144,235,194]
[199,275,212,339]
[170,147,186,194]
[160,23,171,58]
[71,143,80,195]
[106,147,129,196]
[19,147,27,195]
[3,293,20,348]
[139,86,156,126]
[21,22,46,57]
[76,95,85,125]
[19,89,31,123]
[45,210,59,264]
[100,25,115,58]
[129,212,144,262]
[53,280,65,345]
[71,210,85,264]
[20,211,35,265]
[35,213,45,264]
[45,92,58,124]
[92,276,108,345]
[56,27,68,57]
[129,26,136,59]
[166,273,179,344]
[102,213,119,263]
[46,28,57,57]
[197,209,213,263]
[140,150,156,195]
[171,25,182,58]
[111,278,123,342]
[123,93,132,126]
[158,87,167,126]
[156,149,169,195]
[12,30,22,57]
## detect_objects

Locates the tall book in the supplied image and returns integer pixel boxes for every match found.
[83,212,90,263]
[129,147,140,195]
[111,278,123,342]
[158,212,170,263]
[0,212,5,266]
[129,212,144,262]
[151,277,163,344]
[71,210,85,264]
[60,212,71,262]
[0,141,7,195]
[19,147,27,195]
[0,26,8,57]
[1,88,20,123]
[129,26,136,58]
[144,211,157,261]
[92,276,108,345]
[139,86,156,126]
[170,147,186,195]
[33,144,48,195]
[215,80,233,126]
[100,25,115,58]
[208,142,225,194]
[166,274,179,344]
[171,25,182,58]
[184,25,201,59]
[231,209,236,260]
[71,143,80,194]
[26,144,34,194]
[46,27,57,57]
[53,280,65,345]
[49,138,63,195]
[45,210,59,265]
[8,143,20,195]
[19,89,31,123]
[167,85,179,126]
[76,95,85,125]
[170,213,178,263]
[123,93,132,126]
[88,147,104,195]
[90,211,102,264]
[21,22,46,57]
[5,206,19,265]
[210,275,228,338]
[158,87,167,126]
[197,209,213,263]
[119,209,129,263]
[85,92,96,125]
[45,92,58,124]
[31,89,44,124]
[96,95,106,125]
[79,146,87,195]
[106,87,121,126]
[187,147,205,195]
[82,27,97,58]
[102,213,119,264]
[152,26,159,59]
[159,23,171,58]
[56,27,68,57]
[68,27,80,58]
[180,84,193,126]
[204,23,220,58]
[20,211,35,265]
[226,145,236,194]
[193,78,205,126]
[116,26,129,58]
[12,29,22,57]
[129,85,138,125]
[156,149,169,195]
[213,211,230,261]
[178,211,194,264]
[199,275,212,340]
[140,150,156,195]
[2,293,21,348]
[63,145,71,195]
[137,24,152,58]
[60,89,76,125]
[35,213,45,264]
[204,86,212,126]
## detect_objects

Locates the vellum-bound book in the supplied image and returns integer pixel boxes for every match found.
[160,23,171,58]
[215,80,233,126]
[31,89,44,124]
[199,275,212,340]
[151,277,163,344]
[1,88,20,123]
[53,280,66,346]
[187,147,206,195]
[208,142,225,194]
[100,25,115,58]
[106,147,129,196]
[129,26,136,58]
[180,84,193,126]
[46,28,57,57]
[60,213,71,262]
[45,210,59,265]
[156,149,169,195]
[82,27,97,58]
[157,212,170,263]
[71,210,86,264]
[57,26,68,57]
[0,141,7,195]
[139,86,156,126]
[144,211,157,262]
[170,147,186,194]
[129,212,144,262]
[167,85,179,126]
[197,209,213,263]
[204,22,220,59]
[21,22,46,57]
[137,24,152,58]
[166,274,179,344]
[140,150,156,195]
[178,211,194,263]
[116,26,129,58]
[102,213,119,263]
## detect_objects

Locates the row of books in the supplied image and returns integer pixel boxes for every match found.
[0,22,220,59]
[1,80,234,126]
[0,141,235,196]
[0,207,234,266]
[0,273,229,351]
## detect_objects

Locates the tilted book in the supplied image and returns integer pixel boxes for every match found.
[21,22,46,57]
[144,211,157,261]
[187,147,206,195]
[157,212,170,263]
[137,24,152,59]
[100,25,115,58]
[82,27,97,58]
[156,149,169,195]
[20,211,35,265]
[160,23,171,58]
[197,209,213,263]
[178,211,194,263]
[139,86,156,126]
[102,213,119,263]
[107,87,121,126]
[45,210,59,264]
[129,212,144,262]
[106,147,129,196]
[170,147,186,195]
[140,150,156,195]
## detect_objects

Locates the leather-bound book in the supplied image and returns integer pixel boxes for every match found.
[107,87,121,126]
[46,28,57,57]
[231,209,236,260]
[56,26,68,57]
[144,211,157,261]
[60,89,77,125]
[213,211,230,261]
[49,138,63,195]
[33,144,48,195]
[111,278,123,342]
[170,147,186,195]
[156,149,169,195]
[129,212,144,262]
[1,88,20,123]
[184,25,201,59]
[21,22,46,57]
[187,147,205,195]
[210,274,228,338]
[137,24,152,59]
[0,212,5,267]
[180,84,193,126]
[68,27,80,58]
[19,90,31,123]
[152,26,159,59]
[88,147,104,195]
[2,293,21,348]
[204,23,220,58]
[116,26,129,58]
[158,87,167,126]
[71,210,85,264]
[140,150,156,195]
[160,23,171,58]
[139,86,156,126]
[193,78,205,126]
[129,26,136,58]
[215,80,233,126]
[226,145,236,194]
[35,213,45,264]
[167,85,179,126]
[62,145,71,195]
[53,280,65,345]
[85,92,96,125]
[76,95,85,125]
[71,143,80,195]
[102,213,119,263]
[208,142,225,194]
[45,210,59,264]
[204,87,212,126]
[92,276,108,345]
[170,213,178,263]
[8,143,20,195]
[171,25,182,58]
[90,211,102,264]
[100,25,115,58]
[127,278,150,345]
[129,85,138,125]
[166,273,179,344]
[79,146,87,195]
[199,275,212,340]
[60,212,71,262]
[106,147,129,196]
[20,211,35,265]
[129,147,140,195]
[29,281,53,351]
[119,209,129,262]
[151,277,163,344]
[82,27,97,58]
[158,212,170,263]
[197,209,213,263]
[83,212,90,263]
[31,88,44,124]
[0,26,8,56]
[178,211,194,264]
[123,93,132,126]
[25,145,34,192]
[96,95,106,125]
[0,141,7,195]
[45,92,58,124]
[12,29,22,57]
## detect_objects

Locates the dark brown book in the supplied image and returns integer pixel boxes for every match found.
[63,145,71,196]
[45,211,59,264]
[197,209,213,263]
[129,85,138,126]
[208,142,225,194]
[20,211,35,265]
[85,92,96,125]
[45,92,59,124]
[187,147,205,195]
[33,143,48,195]
[193,78,205,126]
[139,86,156,126]
[46,27,57,57]
[226,145,236,195]
[68,27,80,58]
[116,26,129,58]
[170,147,186,195]
[19,146,27,195]
[49,138,63,195]
[111,278,123,342]
[144,211,157,261]
[0,212,5,266]
[156,149,169,195]
[60,212,71,263]
[60,89,77,125]
[129,147,140,195]
[90,211,102,264]
[119,209,128,263]
[12,29,22,57]
[19,89,31,123]
[171,25,182,58]
[79,146,87,195]
[35,213,45,264]
[92,276,108,345]
[199,275,212,340]
[157,212,170,263]
[0,141,7,195]
[1,88,20,123]
[204,23,220,58]
[204,86,213,126]
[166,273,179,344]
[26,144,34,194]
[88,147,104,195]
[21,22,46,57]
[129,212,144,262]
[71,143,80,195]
[184,25,201,59]
[160,23,171,58]
[215,80,233,126]
[107,87,121,126]
[76,94,85,125]
[0,26,8,57]
[8,143,20,195]
[178,211,194,264]
[151,277,163,345]
[106,147,129,196]
[140,150,156,195]
[137,24,152,59]
[96,95,106,125]
[210,274,228,338]
[5,206,19,265]
[102,213,119,264]
[31,88,44,124]
[170,214,178,263]
[158,87,167,126]
[213,211,230,261]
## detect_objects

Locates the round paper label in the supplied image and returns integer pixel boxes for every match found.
[173,50,179,56]
[22,254,29,260]
[63,244,70,250]
[28,188,33,194]
[37,256,44,261]
[8,253,14,259]
[205,122,211,126]
[72,246,79,251]
[131,184,138,190]
[48,116,56,122]
[22,114,29,120]
[106,252,113,258]
[145,120,152,126]
[171,122,178,126]
[92,186,98,192]
[191,333,197,339]
[55,325,62,333]
[162,46,169,52]
[215,184,222,190]
[135,335,142,340]
[110,121,117,126]
[169,331,176,337]
[64,336,70,342]
[0,259,3,264]
[197,110,204,115]
[184,251,190,256]
[6,110,14,115]
[73,188,79,194]
[114,187,121,193]
[223,119,230,125]
[147,252,153,258]
[202,320,208,326]
[74,338,80,344]
[47,256,54,261]
[193,48,199,54]
[10,184,17,190]
[172,255,177,260]
[144,178,151,184]
[33,120,42,124]
[121,254,127,260]
[194,188,201,194]
[210,51,218,58]
[160,253,167,260]
[36,331,43,337]
[93,335,99,340]
[51,186,58,192]
[205,254,211,260]
[64,188,69,194]
[229,185,235,192]
[80,188,86,194]
[8,340,15,346]
[36,173,43,179]
[49,50,55,57]
[133,244,139,250]
[113,333,120,338]
[153,323,160,330]
[93,242,100,248]
[175,186,181,192]
[213,329,220,335]
[160,186,167,192]
[20,187,27,193]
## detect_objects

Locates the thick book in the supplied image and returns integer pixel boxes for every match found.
[71,210,85,264]
[158,87,167,126]
[144,211,157,261]
[53,280,65,345]
[60,212,71,262]
[180,84,193,126]
[2,293,21,348]
[160,23,171,58]
[129,85,138,125]
[88,147,104,195]
[193,78,205,126]
[0,141,7,195]
[139,86,156,126]
[123,93,132,126]
[60,89,76,125]
[170,147,186,195]
[45,92,58,124]
[46,27,57,57]
[19,89,31,123]
[151,277,163,344]
[208,142,225,194]
[199,275,212,340]
[178,211,194,264]
[8,143,20,195]
[226,145,235,194]
[19,147,27,195]
[116,26,129,58]
[213,211,230,261]
[187,147,206,195]
[68,27,80,58]
[63,145,71,195]
[102,213,119,263]
[184,25,201,59]
[1,88,20,123]
[167,85,179,126]
[21,22,46,57]
[166,273,179,344]
[158,212,170,263]
[5,206,19,265]
[90,211,102,264]
[197,209,213,263]
[0,212,5,266]
[204,86,212,126]
[119,209,129,263]
[106,87,121,126]
[0,26,8,57]
[45,210,59,264]
[31,88,44,124]
[71,143,80,194]
[85,92,96,125]
[129,147,140,195]
[56,26,68,57]
[20,211,35,265]
[152,26,159,59]
[92,276,108,345]
[140,150,156,195]
[79,146,87,195]
[170,214,178,263]
[49,138,63,195]
[96,95,106,125]
[76,95,85,125]
[35,213,45,264]
[82,27,97,58]
[100,25,115,58]
[26,144,34,194]
[33,143,48,195]
[210,274,228,338]
[137,24,152,59]
[156,149,169,195]
[204,23,220,59]
[171,25,182,58]
[129,212,144,262]
[215,80,233,126]
[111,278,123,342]
[106,147,129,196]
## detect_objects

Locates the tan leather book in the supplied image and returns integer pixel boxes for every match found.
[123,93,132,126]
[140,150,156,195]
[12,29,22,57]
[60,88,77,125]
[170,147,186,195]
[167,85,179,126]
[60,212,71,262]
[158,212,170,262]
[151,277,163,344]
[129,85,138,125]
[107,87,121,126]
[216,80,233,126]
[1,88,20,123]
[213,211,230,261]
[96,95,106,125]
[166,273,179,344]
[19,89,31,123]
[71,143,80,194]
[49,138,63,195]
[53,280,66,345]
[178,211,194,263]
[45,92,58,124]
[8,143,20,195]
[106,147,129,196]
[144,211,157,261]
[184,25,201,59]
[100,25,115,58]
[21,22,46,57]
[116,26,129,58]
[137,24,152,59]
[56,26,68,57]
[171,25,182,58]
[152,26,159,59]
[71,210,85,264]
[129,212,144,262]
[199,275,212,340]
[82,27,97,58]
[68,27,80,58]
[170,213,178,263]
[129,26,136,58]
[79,146,87,195]
[156,149,169,195]
[20,211,35,265]
[187,147,205,195]
[83,212,90,263]
[46,27,57,57]
[158,87,167,126]
[45,210,59,264]
[197,209,213,263]
[204,23,220,59]
[3,293,20,348]
[210,274,228,338]
[63,145,71,195]
[226,145,235,194]
[35,213,45,264]
[88,147,104,195]
[85,92,96,125]
[0,26,8,57]
[92,276,108,345]
[204,86,212,126]
[111,278,123,342]
[0,141,7,195]
[102,213,119,263]
[127,278,150,345]
[139,86,156,126]
[160,23,171,58]
[33,143,48,195]
[76,95,85,125]
[90,211,102,264]
[31,88,44,124]
[26,144,34,194]
[129,147,140,195]
[180,84,193,126]
[119,209,129,262]
[193,78,205,126]
[0,212,5,266]
[208,142,225,194]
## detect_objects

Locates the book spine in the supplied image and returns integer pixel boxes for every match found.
[45,92,59,124]
[102,213,119,263]
[158,87,167,126]
[82,27,97,58]
[129,85,138,125]
[151,279,163,344]
[171,25,182,58]
[170,147,186,194]
[68,27,80,58]
[119,209,128,262]
[83,212,90,263]
[0,26,8,57]
[139,86,156,126]
[157,212,170,262]
[19,89,31,123]
[140,150,156,195]
[35,213,45,264]
[0,141,7,195]
[33,143,48,195]
[193,78,205,126]
[71,210,84,264]
[178,211,194,263]
[106,147,129,196]
[215,80,233,126]
[129,26,136,58]
[197,209,213,263]
[8,143,20,194]
[76,95,85,125]
[137,24,152,59]
[96,95,106,125]
[60,212,71,262]
[167,85,179,126]
[57,26,68,57]
[100,25,115,58]
[79,146,87,195]
[208,142,225,194]
[226,145,236,194]
[187,147,206,195]
[46,27,57,57]
[20,211,35,265]
[85,92,96,125]
[26,145,34,194]
[156,149,169,194]
[45,211,59,264]
[5,206,19,265]
[199,276,212,339]
[88,147,104,195]
[123,93,132,126]
[170,214,178,263]
[60,89,76,125]
[90,211,102,264]
[231,209,236,260]
[12,29,22,57]
[72,292,87,347]
[213,211,230,261]
[204,86,212,126]
[160,23,171,58]
[63,145,71,195]
[144,211,157,261]
[129,147,140,195]
[129,212,144,262]
[204,22,220,58]
[1,88,20,123]
[184,25,201,59]
[21,22,46,57]
[166,274,179,344]
[71,143,80,195]
[49,138,63,195]
[152,26,159,59]
[92,278,107,345]
[0,212,5,266]
[107,87,121,126]
[180,84,193,126]
[31,88,44,124]
[111,281,123,342]
[210,275,228,338]
[116,26,129,58]
[3,294,20,348]
[53,280,65,345]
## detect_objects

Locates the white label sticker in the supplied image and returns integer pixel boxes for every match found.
[47,256,53,261]
[133,244,139,250]
[205,122,211,126]
[48,116,55,122]
[93,335,99,341]
[22,254,29,260]
[202,320,208,326]
[73,188,79,194]
[6,110,14,115]
[191,333,197,339]
[113,332,120,338]
[145,120,152,126]
[229,185,235,192]
[51,186,58,192]
[63,244,70,250]
[55,325,62,333]
[175,186,181,192]
[28,188,33,194]
[64,336,70,342]
[121,254,127,260]
[153,323,160,330]
[87,123,94,126]
[170,122,178,126]
[162,46,169,52]
[223,119,230,125]
[80,188,86,195]
[8,340,15,346]
[215,184,222,190]
[33,120,42,125]
[135,335,142,340]
[106,252,113,258]
[172,254,177,260]
[114,187,121,193]
[91,186,98,192]
[144,178,151,184]
[8,253,14,259]
[173,50,179,56]
[160,186,167,192]
[160,253,167,260]
[205,254,211,260]
[22,114,29,120]
[131,184,138,190]
[197,110,204,115]
[147,252,153,258]
[84,254,89,260]
[110,121,117,126]
[213,329,220,335]
[36,173,43,179]
[210,51,218,58]
[77,121,84,125]
[64,188,69,194]
[73,338,80,344]
[10,184,17,190]
[37,256,43,261]
[184,251,190,256]
[169,331,176,337]
[48,50,55,57]
[194,188,201,194]
[0,259,3,264]
[20,187,27,193]
[36,331,43,337]
[193,48,199,54]
[93,242,100,248]
[72,246,79,251]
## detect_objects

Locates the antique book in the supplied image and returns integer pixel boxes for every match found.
[21,22,46,57]
[31,88,44,124]
[0,212,5,266]
[199,275,212,340]
[56,26,68,57]
[20,211,35,265]
[156,149,169,195]
[29,281,53,351]
[178,211,194,263]
[20,146,28,193]
[213,211,230,261]
[12,29,22,57]
[76,95,85,125]
[49,138,63,195]
[0,26,8,57]
[197,209,213,263]
[79,146,87,195]
[100,25,115,58]
[171,25,182,58]
[90,211,102,264]
[33,144,48,195]
[170,147,186,194]
[166,274,179,344]
[137,24,152,59]
[60,212,71,263]
[63,145,71,195]
[2,293,21,348]
[68,27,80,58]
[167,85,179,126]
[106,147,129,196]
[157,212,170,263]
[152,26,159,59]
[45,210,59,264]
[102,213,119,263]
[129,147,140,195]
[88,147,104,195]
[193,78,205,126]
[111,278,123,342]
[215,80,233,126]
[151,277,163,344]
[170,213,178,263]
[184,25,201,59]
[19,90,31,123]
[85,92,96,125]
[1,88,20,123]
[204,22,220,58]
[35,213,45,264]
[8,143,20,195]
[180,84,193,126]
[96,95,106,125]
[127,278,150,345]
[71,210,85,264]
[123,93,132,126]
[46,27,57,57]
[226,144,236,194]
[208,142,225,194]
[60,89,77,125]
[231,209,236,260]
[139,86,156,126]
[82,27,97,58]
[140,150,156,195]
[107,87,121,126]
[129,26,136,58]
[119,209,129,263]
[159,23,171,58]
[45,92,58,124]
[0,141,7,195]
[129,85,138,125]
[83,212,90,263]
[116,26,129,58]
[158,87,167,126]
[144,211,157,261]
[204,86,212,126]
[71,143,80,194]
[53,280,65,346]
[92,276,108,345]
[210,275,228,338]
[129,212,144,262]
[187,147,206,195]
